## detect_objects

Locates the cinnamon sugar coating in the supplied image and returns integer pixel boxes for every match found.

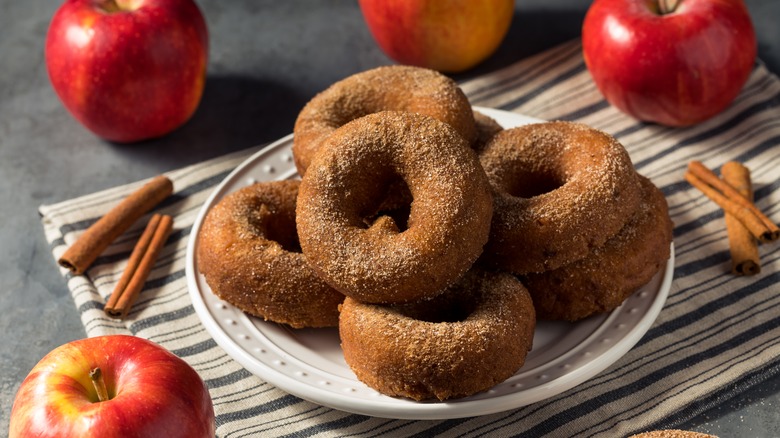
[292,65,477,175]
[629,431,716,438]
[479,121,643,274]
[296,111,493,304]
[339,269,535,401]
[197,180,344,328]
[522,176,673,321]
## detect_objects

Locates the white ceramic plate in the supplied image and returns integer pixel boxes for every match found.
[185,107,674,420]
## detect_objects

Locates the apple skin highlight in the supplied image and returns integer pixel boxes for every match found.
[9,335,215,438]
[359,0,514,73]
[45,0,208,143]
[582,0,756,126]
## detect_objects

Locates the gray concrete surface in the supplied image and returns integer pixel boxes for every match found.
[2,1,778,436]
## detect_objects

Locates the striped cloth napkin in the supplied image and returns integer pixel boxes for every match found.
[40,40,780,437]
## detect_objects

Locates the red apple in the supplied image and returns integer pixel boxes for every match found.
[582,0,756,126]
[359,0,514,73]
[45,0,208,143]
[9,335,215,438]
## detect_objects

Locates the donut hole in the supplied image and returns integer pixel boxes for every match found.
[395,290,479,323]
[506,168,566,198]
[248,204,301,253]
[264,216,302,253]
[362,177,413,232]
[368,205,411,232]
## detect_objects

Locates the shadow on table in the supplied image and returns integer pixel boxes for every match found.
[666,367,780,434]
[110,75,308,167]
[106,7,592,166]
[455,7,589,82]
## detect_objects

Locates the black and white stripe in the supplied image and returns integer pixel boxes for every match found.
[39,39,780,437]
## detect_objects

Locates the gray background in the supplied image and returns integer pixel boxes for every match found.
[2,0,778,435]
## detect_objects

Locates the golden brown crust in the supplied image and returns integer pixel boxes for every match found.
[478,121,643,274]
[629,431,717,438]
[339,269,535,401]
[296,111,493,304]
[292,65,477,175]
[196,180,344,328]
[521,176,672,321]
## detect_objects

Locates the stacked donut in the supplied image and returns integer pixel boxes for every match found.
[196,65,672,401]
[478,122,674,321]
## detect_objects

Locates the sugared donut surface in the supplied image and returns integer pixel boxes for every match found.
[292,65,476,175]
[521,176,673,321]
[339,269,536,401]
[629,431,716,438]
[296,111,493,304]
[197,180,344,328]
[478,121,643,274]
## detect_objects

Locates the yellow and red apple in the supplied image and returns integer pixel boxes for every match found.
[9,335,215,438]
[582,0,756,126]
[45,0,209,143]
[359,0,514,73]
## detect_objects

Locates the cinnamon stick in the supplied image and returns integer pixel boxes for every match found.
[685,161,780,243]
[58,175,173,275]
[104,214,173,319]
[722,162,760,275]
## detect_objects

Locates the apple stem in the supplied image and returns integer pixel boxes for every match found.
[657,0,680,14]
[97,0,121,13]
[89,367,110,402]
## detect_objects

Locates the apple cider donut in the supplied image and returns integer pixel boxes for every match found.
[521,176,673,321]
[296,111,493,304]
[339,269,536,401]
[197,180,344,328]
[292,65,476,174]
[479,121,643,274]
[629,431,716,438]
